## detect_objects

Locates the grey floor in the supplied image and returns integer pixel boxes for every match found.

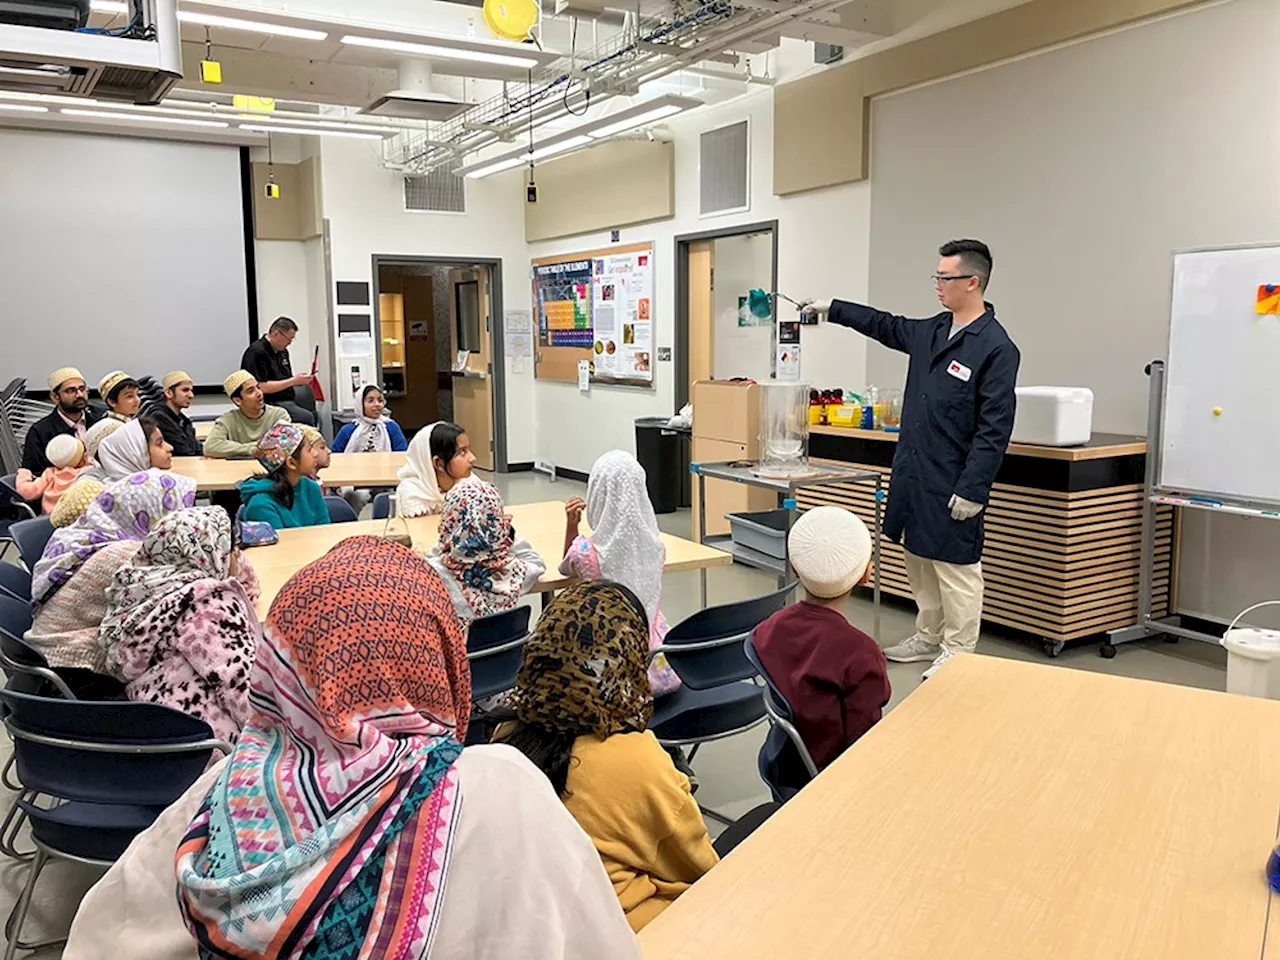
[0,470,1229,956]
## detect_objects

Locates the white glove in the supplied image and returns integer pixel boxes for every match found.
[949,494,984,521]
[799,299,831,321]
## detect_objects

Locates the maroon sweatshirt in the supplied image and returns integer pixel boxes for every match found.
[752,601,891,771]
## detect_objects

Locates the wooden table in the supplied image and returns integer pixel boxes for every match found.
[193,420,215,442]
[639,655,1280,960]
[246,500,732,617]
[170,452,407,491]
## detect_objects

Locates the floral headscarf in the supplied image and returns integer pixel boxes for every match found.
[254,422,305,473]
[100,507,261,742]
[437,478,529,622]
[515,580,654,737]
[31,470,197,604]
[176,537,470,958]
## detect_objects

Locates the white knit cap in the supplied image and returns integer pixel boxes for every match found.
[788,506,872,599]
[45,434,84,469]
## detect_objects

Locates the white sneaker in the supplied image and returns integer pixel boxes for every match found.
[881,633,941,663]
[922,649,957,680]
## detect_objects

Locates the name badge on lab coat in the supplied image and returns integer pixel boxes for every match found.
[946,360,972,383]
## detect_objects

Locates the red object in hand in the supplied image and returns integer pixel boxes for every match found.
[308,346,325,403]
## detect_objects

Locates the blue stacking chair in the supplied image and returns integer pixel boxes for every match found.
[0,563,31,603]
[647,582,795,818]
[371,492,392,520]
[324,495,359,524]
[0,690,230,959]
[468,606,532,701]
[744,632,819,803]
[0,476,37,565]
[10,517,52,573]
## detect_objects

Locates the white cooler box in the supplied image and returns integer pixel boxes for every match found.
[1011,386,1094,447]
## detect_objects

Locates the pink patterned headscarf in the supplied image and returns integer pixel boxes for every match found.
[436,478,529,623]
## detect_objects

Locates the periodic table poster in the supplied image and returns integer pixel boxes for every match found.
[532,242,654,385]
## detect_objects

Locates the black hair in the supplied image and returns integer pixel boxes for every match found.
[231,384,246,401]
[939,239,993,290]
[429,422,467,477]
[498,580,650,797]
[269,316,298,335]
[106,378,139,404]
[137,412,161,446]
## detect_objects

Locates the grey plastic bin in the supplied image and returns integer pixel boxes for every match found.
[726,509,790,560]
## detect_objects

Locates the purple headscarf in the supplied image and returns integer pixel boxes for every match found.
[31,469,197,604]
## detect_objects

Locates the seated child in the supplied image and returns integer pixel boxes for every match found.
[560,450,679,697]
[240,423,331,530]
[16,435,89,515]
[396,422,474,517]
[299,426,331,478]
[426,478,544,628]
[751,506,890,793]
[332,385,408,453]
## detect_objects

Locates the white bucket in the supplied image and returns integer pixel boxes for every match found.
[1222,628,1280,699]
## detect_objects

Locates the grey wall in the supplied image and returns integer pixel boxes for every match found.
[863,0,1280,623]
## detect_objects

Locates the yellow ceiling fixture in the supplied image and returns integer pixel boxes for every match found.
[483,0,539,44]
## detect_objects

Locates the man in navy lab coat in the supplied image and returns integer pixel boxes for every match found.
[804,240,1020,679]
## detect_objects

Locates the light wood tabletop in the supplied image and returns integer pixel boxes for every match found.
[639,654,1280,960]
[245,500,732,617]
[193,420,215,442]
[170,452,407,491]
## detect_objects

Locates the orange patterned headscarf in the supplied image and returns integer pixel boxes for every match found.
[177,536,472,958]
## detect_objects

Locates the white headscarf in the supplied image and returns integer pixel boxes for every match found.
[95,419,151,481]
[340,385,392,453]
[586,450,665,625]
[396,421,445,517]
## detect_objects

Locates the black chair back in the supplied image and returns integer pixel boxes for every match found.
[11,517,52,570]
[0,591,33,639]
[467,606,532,701]
[0,604,75,701]
[661,582,796,690]
[324,495,358,524]
[0,688,225,809]
[371,492,391,520]
[744,631,819,798]
[0,562,31,601]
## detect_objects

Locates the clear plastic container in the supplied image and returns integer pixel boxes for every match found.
[381,493,413,548]
[860,386,878,430]
[757,382,813,479]
[882,387,904,428]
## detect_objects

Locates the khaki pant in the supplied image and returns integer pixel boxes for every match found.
[903,549,984,655]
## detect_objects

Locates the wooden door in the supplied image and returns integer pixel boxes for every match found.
[398,275,438,431]
[687,240,715,539]
[449,267,495,471]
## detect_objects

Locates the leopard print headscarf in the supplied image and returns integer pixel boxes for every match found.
[515,580,653,737]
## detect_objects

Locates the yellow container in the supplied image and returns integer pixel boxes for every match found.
[808,404,825,425]
[829,403,860,427]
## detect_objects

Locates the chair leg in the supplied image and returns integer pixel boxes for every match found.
[2,754,19,792]
[0,791,33,861]
[4,846,66,960]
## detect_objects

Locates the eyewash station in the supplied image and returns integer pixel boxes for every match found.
[692,288,1169,659]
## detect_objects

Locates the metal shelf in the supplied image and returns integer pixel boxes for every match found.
[703,535,789,576]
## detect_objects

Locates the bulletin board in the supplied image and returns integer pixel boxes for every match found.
[532,242,654,386]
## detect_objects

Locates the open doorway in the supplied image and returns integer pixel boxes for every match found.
[674,220,779,412]
[372,256,507,471]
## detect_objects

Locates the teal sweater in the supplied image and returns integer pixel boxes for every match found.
[240,475,331,530]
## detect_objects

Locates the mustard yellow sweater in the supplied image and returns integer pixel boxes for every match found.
[563,730,719,932]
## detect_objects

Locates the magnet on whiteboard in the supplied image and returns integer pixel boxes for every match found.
[1212,406,1223,417]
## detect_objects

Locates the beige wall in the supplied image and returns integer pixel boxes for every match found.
[862,0,1280,622]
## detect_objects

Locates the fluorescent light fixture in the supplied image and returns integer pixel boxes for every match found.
[465,134,592,178]
[0,65,69,79]
[89,0,128,11]
[0,91,98,106]
[238,123,383,140]
[241,116,408,136]
[60,108,229,128]
[0,103,49,113]
[178,11,328,41]
[586,103,684,140]
[340,34,539,69]
[70,100,226,120]
[456,95,702,178]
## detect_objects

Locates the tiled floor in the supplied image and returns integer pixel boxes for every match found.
[0,470,1229,956]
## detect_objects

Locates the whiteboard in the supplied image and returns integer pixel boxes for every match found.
[0,128,252,387]
[1162,245,1280,503]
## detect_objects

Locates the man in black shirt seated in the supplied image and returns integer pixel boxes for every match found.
[22,367,102,473]
[151,370,202,457]
[240,316,315,426]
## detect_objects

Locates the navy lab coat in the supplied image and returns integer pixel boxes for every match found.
[830,300,1020,565]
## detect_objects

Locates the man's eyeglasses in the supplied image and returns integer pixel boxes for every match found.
[932,274,975,286]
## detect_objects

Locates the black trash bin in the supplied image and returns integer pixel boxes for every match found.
[634,417,691,514]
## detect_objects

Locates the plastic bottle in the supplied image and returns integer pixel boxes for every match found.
[860,386,877,430]
[382,493,413,548]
